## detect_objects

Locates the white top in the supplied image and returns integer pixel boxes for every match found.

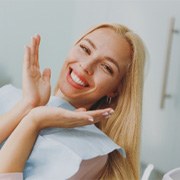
[0,84,125,180]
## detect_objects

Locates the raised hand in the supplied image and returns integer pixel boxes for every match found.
[22,35,51,107]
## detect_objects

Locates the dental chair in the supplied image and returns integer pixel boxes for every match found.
[162,167,180,180]
[141,164,154,180]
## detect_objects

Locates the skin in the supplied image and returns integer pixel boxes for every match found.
[56,28,131,109]
[0,28,131,178]
[0,36,51,143]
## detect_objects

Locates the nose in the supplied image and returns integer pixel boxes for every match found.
[79,60,94,75]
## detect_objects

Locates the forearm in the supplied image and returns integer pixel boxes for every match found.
[0,99,33,144]
[0,115,39,173]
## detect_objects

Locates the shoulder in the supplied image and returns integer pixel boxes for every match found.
[69,154,108,180]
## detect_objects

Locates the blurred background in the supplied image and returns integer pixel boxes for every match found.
[0,0,180,179]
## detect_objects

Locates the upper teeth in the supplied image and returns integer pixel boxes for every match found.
[71,71,86,87]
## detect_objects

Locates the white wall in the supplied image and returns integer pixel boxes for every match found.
[0,0,77,88]
[0,0,180,173]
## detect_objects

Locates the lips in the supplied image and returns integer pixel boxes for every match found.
[67,68,89,89]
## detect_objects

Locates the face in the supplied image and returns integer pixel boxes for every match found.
[55,28,131,109]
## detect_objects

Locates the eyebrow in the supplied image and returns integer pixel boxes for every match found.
[83,38,120,72]
[83,38,97,50]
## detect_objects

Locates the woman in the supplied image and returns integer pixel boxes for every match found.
[0,23,145,179]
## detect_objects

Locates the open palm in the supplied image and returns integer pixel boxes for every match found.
[22,35,51,107]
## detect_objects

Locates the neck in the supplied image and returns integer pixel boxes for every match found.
[54,90,92,110]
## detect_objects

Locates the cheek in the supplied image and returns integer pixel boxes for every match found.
[67,47,87,63]
[60,59,70,73]
[95,72,120,92]
[94,75,115,92]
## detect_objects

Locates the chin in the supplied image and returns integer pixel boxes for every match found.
[56,85,74,99]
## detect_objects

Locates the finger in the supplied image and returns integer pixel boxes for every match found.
[23,46,30,69]
[76,114,94,123]
[71,108,113,124]
[87,108,114,116]
[63,109,94,124]
[87,117,94,122]
[78,113,94,123]
[35,34,40,68]
[86,108,114,122]
[30,36,36,65]
[75,107,87,112]
[42,68,51,82]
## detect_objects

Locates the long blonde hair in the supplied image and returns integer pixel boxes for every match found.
[55,23,145,179]
[76,23,145,179]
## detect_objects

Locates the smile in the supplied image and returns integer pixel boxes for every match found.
[67,68,89,89]
[71,71,87,86]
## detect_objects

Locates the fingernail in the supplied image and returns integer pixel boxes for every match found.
[102,112,109,116]
[109,109,114,114]
[88,117,94,122]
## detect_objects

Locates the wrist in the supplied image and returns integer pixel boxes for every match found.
[26,107,62,131]
[19,98,36,112]
[9,99,35,119]
[25,107,47,132]
[23,111,42,133]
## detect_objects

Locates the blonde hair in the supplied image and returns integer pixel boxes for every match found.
[55,23,145,179]
[76,23,145,179]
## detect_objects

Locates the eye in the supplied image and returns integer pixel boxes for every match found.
[101,64,113,75]
[80,44,91,55]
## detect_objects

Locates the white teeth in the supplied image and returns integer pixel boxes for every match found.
[70,71,86,86]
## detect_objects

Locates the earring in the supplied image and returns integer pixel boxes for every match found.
[106,96,112,104]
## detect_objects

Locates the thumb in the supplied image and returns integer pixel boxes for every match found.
[42,68,51,82]
[75,107,87,112]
